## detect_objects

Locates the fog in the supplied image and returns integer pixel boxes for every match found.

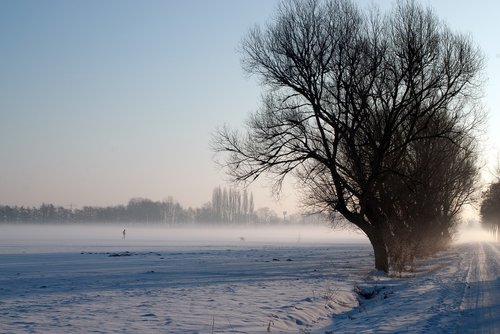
[1,220,493,255]
[455,220,496,243]
[0,224,368,254]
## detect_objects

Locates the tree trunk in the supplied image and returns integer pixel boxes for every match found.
[366,231,389,273]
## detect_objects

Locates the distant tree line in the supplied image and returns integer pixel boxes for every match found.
[0,187,322,225]
[0,197,185,224]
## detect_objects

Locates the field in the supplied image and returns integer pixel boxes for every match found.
[0,224,498,333]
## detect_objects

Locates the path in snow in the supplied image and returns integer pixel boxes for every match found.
[315,242,500,333]
[460,242,500,333]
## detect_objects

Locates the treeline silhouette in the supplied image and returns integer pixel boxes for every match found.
[0,187,318,225]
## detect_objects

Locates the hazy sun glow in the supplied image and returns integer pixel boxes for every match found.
[455,221,497,243]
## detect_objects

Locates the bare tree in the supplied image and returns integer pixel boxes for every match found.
[213,0,483,272]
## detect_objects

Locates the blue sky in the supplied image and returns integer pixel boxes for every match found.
[1,0,499,213]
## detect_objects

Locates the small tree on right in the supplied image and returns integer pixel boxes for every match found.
[480,178,500,241]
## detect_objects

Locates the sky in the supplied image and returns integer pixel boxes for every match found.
[1,0,499,214]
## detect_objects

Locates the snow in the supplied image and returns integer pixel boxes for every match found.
[315,242,500,334]
[0,224,499,333]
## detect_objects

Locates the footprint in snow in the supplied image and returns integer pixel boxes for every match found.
[141,313,156,317]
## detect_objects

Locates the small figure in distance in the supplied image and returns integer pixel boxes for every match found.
[122,229,126,240]
[240,237,245,242]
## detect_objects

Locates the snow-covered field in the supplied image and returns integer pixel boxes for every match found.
[0,224,498,333]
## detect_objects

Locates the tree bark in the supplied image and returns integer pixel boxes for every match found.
[366,230,389,273]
